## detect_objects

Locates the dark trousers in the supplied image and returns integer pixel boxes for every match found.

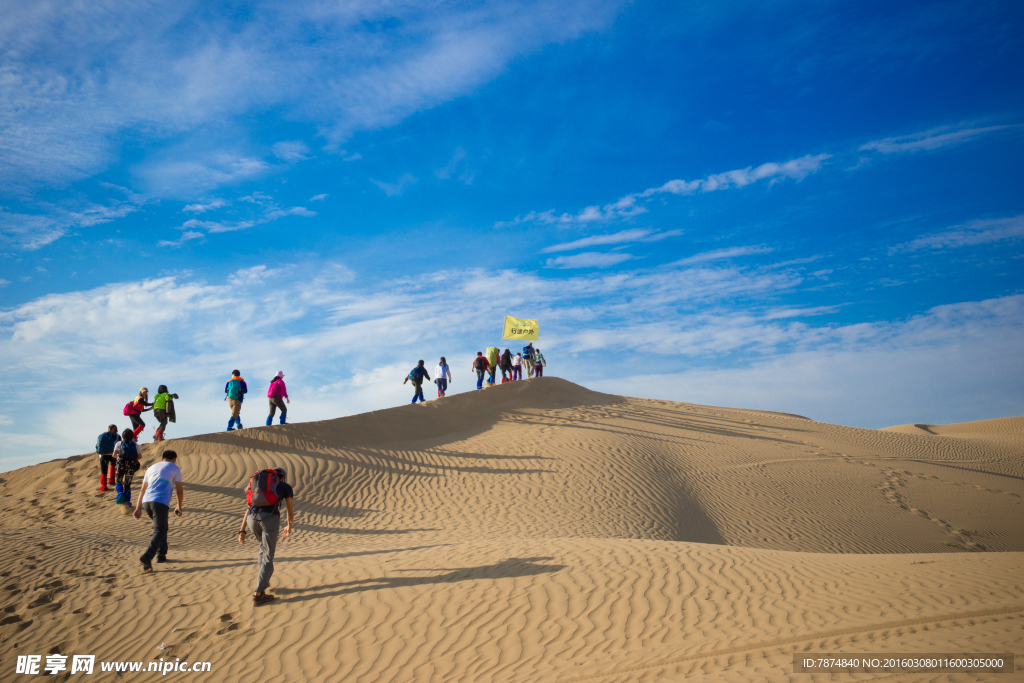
[141,502,169,561]
[153,408,168,431]
[535,365,544,377]
[99,454,115,477]
[268,396,287,417]
[130,414,145,429]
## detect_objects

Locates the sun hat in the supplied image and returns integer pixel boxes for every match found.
[275,371,285,378]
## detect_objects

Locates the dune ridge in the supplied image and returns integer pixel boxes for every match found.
[1,378,1021,681]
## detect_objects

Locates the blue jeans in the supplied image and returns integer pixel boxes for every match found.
[476,369,485,389]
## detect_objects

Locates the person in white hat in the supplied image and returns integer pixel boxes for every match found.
[266,371,290,425]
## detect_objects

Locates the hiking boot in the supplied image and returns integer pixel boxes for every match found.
[279,414,287,425]
[140,557,153,573]
[253,593,276,606]
[266,416,273,426]
[156,555,167,564]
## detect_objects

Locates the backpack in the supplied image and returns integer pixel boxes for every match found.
[123,401,138,416]
[408,367,425,382]
[247,469,280,508]
[96,432,119,454]
[523,346,535,360]
[118,440,139,461]
[474,357,487,370]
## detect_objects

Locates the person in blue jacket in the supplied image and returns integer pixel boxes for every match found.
[225,370,248,431]
[522,343,537,378]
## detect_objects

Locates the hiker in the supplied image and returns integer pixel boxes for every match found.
[403,360,430,403]
[471,352,489,390]
[267,371,289,426]
[151,385,179,442]
[123,388,152,439]
[534,348,547,377]
[238,467,294,605]
[113,428,141,506]
[95,424,121,492]
[485,346,500,386]
[500,349,513,383]
[133,449,183,572]
[434,357,452,398]
[523,343,536,378]
[511,352,523,381]
[225,370,248,431]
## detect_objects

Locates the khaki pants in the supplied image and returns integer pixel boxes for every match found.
[523,358,535,377]
[229,398,242,418]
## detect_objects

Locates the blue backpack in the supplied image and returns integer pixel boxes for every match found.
[523,346,535,360]
[96,432,119,455]
[408,366,426,382]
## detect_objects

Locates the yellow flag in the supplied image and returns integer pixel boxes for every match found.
[502,315,539,341]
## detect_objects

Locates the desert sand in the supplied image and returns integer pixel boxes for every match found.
[0,377,1021,681]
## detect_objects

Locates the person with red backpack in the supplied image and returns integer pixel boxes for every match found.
[238,467,294,605]
[123,387,152,439]
[470,352,489,390]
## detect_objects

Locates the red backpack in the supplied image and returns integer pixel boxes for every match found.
[246,469,280,507]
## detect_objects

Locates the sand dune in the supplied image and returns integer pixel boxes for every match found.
[1,378,1021,681]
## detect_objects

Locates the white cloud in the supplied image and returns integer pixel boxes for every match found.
[640,154,830,197]
[672,245,774,265]
[0,201,142,250]
[163,203,316,244]
[545,252,634,269]
[138,153,271,197]
[182,199,228,213]
[157,230,205,248]
[309,193,328,202]
[542,228,681,253]
[860,123,1020,155]
[371,173,418,197]
[894,214,1024,252]
[435,146,471,182]
[498,153,829,228]
[0,280,9,287]
[272,140,310,162]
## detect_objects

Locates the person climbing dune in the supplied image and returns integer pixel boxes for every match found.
[267,371,289,426]
[95,424,121,492]
[123,388,152,439]
[403,361,430,404]
[225,370,248,431]
[151,385,179,442]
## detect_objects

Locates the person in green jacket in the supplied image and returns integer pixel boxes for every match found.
[225,370,248,431]
[152,385,179,442]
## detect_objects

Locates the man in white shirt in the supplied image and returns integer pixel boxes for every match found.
[133,450,184,573]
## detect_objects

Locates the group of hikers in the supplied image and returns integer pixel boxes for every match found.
[95,424,293,604]
[403,342,547,403]
[97,441,292,606]
[91,345,547,606]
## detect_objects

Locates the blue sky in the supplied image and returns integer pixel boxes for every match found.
[2,0,1023,469]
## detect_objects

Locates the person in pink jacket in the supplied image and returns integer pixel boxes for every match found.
[266,371,290,426]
